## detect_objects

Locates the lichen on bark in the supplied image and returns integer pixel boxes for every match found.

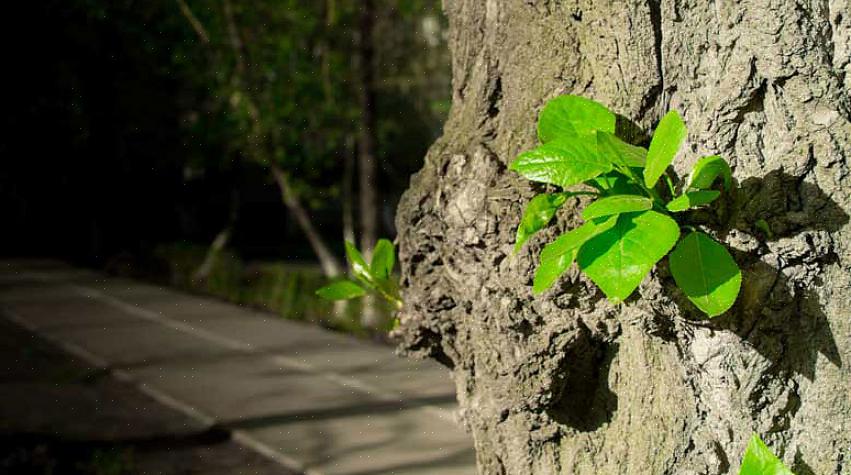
[394,1,851,473]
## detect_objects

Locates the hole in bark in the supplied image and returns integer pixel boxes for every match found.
[486,77,502,118]
[547,337,618,432]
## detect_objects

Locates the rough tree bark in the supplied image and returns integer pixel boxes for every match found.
[395,1,850,474]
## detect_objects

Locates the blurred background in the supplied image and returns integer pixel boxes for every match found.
[1,0,451,335]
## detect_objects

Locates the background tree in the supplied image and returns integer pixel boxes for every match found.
[395,1,850,473]
[173,0,449,288]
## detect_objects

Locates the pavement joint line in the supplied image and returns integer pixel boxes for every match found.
[0,305,318,475]
[66,283,457,424]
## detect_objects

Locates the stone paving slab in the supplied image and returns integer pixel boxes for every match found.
[0,316,298,475]
[0,260,475,475]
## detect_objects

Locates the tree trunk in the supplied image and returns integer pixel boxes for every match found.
[356,0,379,260]
[193,186,239,282]
[271,164,343,278]
[356,0,381,327]
[343,135,357,245]
[395,2,850,474]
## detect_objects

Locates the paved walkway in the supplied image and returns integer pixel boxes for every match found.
[0,260,475,475]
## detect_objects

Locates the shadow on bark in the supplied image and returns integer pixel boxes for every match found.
[680,169,847,380]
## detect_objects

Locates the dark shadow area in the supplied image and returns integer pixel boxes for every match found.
[225,393,457,430]
[707,262,842,382]
[547,330,618,432]
[671,169,847,381]
[792,450,818,475]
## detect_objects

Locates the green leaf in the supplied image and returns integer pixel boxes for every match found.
[596,131,647,167]
[582,194,653,220]
[669,231,741,317]
[370,238,395,280]
[577,210,680,303]
[537,95,616,143]
[345,241,375,288]
[587,171,645,196]
[511,136,613,189]
[515,193,570,252]
[687,155,733,191]
[644,110,687,188]
[666,190,721,212]
[533,215,618,294]
[316,280,367,300]
[739,434,794,475]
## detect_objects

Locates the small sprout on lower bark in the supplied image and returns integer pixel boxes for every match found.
[316,239,403,310]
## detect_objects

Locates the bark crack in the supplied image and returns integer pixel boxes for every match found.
[640,0,666,120]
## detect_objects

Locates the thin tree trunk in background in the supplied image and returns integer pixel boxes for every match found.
[395,1,851,473]
[213,0,343,278]
[342,135,356,245]
[356,0,380,326]
[271,164,342,278]
[175,0,210,44]
[193,188,239,282]
[355,0,378,259]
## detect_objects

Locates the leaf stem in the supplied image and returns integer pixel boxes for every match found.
[615,164,666,209]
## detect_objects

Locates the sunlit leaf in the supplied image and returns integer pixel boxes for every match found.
[537,95,616,143]
[511,135,613,189]
[582,194,653,220]
[515,193,570,252]
[345,241,375,288]
[669,231,741,317]
[739,434,794,475]
[370,238,395,280]
[644,110,686,188]
[532,215,618,294]
[316,280,366,300]
[687,155,733,191]
[578,210,680,303]
[596,131,647,167]
[666,190,721,212]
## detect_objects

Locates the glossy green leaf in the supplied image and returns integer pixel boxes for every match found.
[345,241,375,288]
[644,110,687,188]
[537,95,616,143]
[532,215,618,294]
[577,210,680,303]
[515,193,570,252]
[582,194,653,220]
[511,136,613,189]
[669,232,741,317]
[739,434,794,475]
[316,280,367,300]
[666,190,721,212]
[370,238,395,280]
[587,172,644,196]
[596,131,647,167]
[586,172,624,192]
[687,155,733,191]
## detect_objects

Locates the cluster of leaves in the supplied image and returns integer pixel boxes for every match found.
[512,95,741,317]
[315,239,403,309]
[739,434,794,475]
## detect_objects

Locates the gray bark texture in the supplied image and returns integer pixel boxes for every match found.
[394,1,851,474]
